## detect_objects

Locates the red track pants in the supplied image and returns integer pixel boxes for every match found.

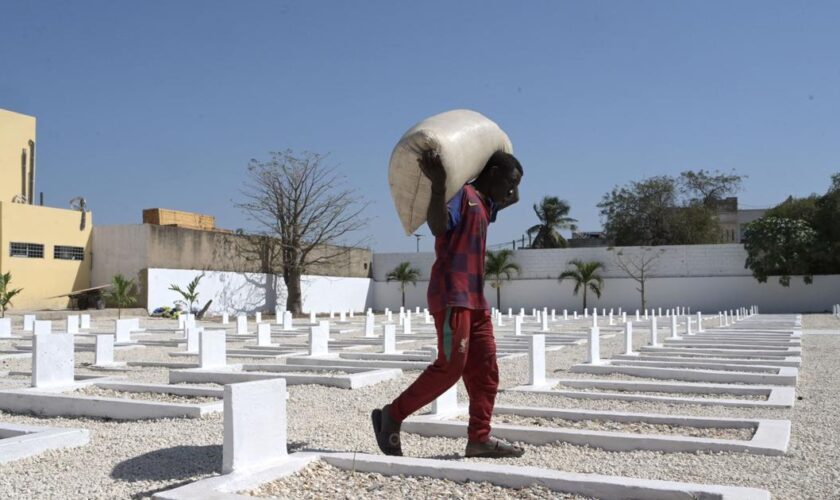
[389,307,499,442]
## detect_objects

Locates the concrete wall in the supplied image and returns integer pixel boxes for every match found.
[372,245,840,314]
[0,108,36,204]
[145,268,371,315]
[0,202,93,309]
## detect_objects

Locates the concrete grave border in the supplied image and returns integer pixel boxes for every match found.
[0,422,90,464]
[169,363,402,390]
[571,361,798,386]
[507,378,796,408]
[401,405,790,456]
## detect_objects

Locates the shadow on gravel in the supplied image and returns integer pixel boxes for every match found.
[111,444,222,497]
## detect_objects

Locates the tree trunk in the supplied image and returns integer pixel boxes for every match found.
[401,284,406,309]
[640,280,646,312]
[285,269,303,315]
[496,286,501,311]
[583,287,588,311]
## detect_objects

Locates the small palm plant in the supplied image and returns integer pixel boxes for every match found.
[559,260,605,311]
[0,272,23,318]
[169,274,204,314]
[386,262,420,309]
[485,249,521,310]
[106,274,138,319]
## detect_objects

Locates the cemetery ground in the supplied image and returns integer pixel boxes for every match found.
[0,312,838,499]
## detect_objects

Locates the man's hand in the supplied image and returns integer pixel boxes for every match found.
[418,150,447,192]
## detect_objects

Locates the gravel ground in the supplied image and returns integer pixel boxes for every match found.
[71,386,220,404]
[463,414,756,441]
[243,460,591,499]
[0,315,838,499]
[800,313,840,330]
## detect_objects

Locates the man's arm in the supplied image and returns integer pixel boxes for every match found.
[418,150,448,237]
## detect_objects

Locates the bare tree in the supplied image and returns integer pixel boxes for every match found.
[237,150,370,314]
[609,246,666,311]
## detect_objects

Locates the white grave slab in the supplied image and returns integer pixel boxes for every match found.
[223,378,287,473]
[23,314,36,332]
[383,324,396,354]
[32,333,75,388]
[200,330,227,369]
[255,312,262,324]
[93,335,116,367]
[66,315,80,334]
[529,335,546,387]
[0,318,11,338]
[80,314,91,329]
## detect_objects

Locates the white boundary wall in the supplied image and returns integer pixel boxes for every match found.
[372,245,840,314]
[146,268,371,314]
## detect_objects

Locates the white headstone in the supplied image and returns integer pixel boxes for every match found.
[80,314,91,329]
[32,333,75,388]
[199,330,227,369]
[310,310,317,324]
[283,311,294,331]
[650,315,659,346]
[236,315,248,335]
[636,310,640,321]
[386,311,393,323]
[350,310,355,318]
[697,312,704,332]
[383,324,396,354]
[255,312,262,324]
[431,384,459,416]
[0,318,10,337]
[584,308,589,318]
[670,315,679,339]
[178,314,186,330]
[415,307,420,314]
[339,311,346,322]
[309,324,328,356]
[223,378,287,474]
[528,334,546,386]
[222,312,229,324]
[685,316,693,335]
[94,334,115,367]
[403,311,412,335]
[66,315,80,334]
[514,315,523,336]
[609,312,614,325]
[329,310,335,319]
[115,319,133,343]
[624,321,633,355]
[275,307,283,324]
[563,309,568,320]
[587,326,600,364]
[621,312,627,323]
[507,308,512,319]
[592,310,598,327]
[574,311,578,319]
[364,313,375,337]
[541,311,549,332]
[257,323,272,347]
[185,326,202,353]
[551,309,556,321]
[497,312,504,327]
[424,309,432,324]
[23,314,36,332]
[34,320,52,335]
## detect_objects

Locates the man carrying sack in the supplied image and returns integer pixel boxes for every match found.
[372,149,525,458]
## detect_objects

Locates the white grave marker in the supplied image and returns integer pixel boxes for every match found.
[32,333,75,388]
[93,334,116,367]
[257,323,272,347]
[34,320,52,335]
[514,315,523,336]
[364,313,375,338]
[185,327,202,354]
[80,314,91,329]
[236,315,248,335]
[383,324,396,354]
[199,330,227,369]
[529,334,546,386]
[223,378,287,474]
[23,314,36,332]
[222,312,229,324]
[587,326,600,364]
[309,324,328,356]
[624,321,634,355]
[650,316,659,346]
[670,315,679,339]
[431,384,459,416]
[115,319,133,343]
[255,312,262,324]
[66,315,80,334]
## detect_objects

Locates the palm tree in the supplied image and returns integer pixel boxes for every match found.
[106,274,137,319]
[169,274,204,314]
[386,262,420,309]
[0,272,23,318]
[527,196,578,248]
[485,249,521,310]
[559,260,605,310]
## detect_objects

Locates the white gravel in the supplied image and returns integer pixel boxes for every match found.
[243,460,591,499]
[0,315,838,499]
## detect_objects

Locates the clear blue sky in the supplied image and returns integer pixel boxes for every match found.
[2,1,838,252]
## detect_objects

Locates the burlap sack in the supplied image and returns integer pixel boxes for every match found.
[388,109,513,235]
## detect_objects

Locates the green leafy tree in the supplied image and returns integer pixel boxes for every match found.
[169,274,204,313]
[527,196,578,248]
[106,274,138,319]
[485,249,521,310]
[559,260,605,310]
[0,272,23,318]
[385,262,420,309]
[743,217,817,286]
[598,170,743,246]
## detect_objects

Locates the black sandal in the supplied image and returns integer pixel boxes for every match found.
[371,405,403,456]
[465,437,525,458]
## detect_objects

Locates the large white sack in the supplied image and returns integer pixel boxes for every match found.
[389,109,513,236]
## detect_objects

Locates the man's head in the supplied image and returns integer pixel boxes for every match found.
[473,151,523,210]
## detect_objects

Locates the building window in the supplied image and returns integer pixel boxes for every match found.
[54,245,85,261]
[10,242,44,258]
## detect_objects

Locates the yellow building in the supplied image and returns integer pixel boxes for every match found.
[0,108,92,310]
